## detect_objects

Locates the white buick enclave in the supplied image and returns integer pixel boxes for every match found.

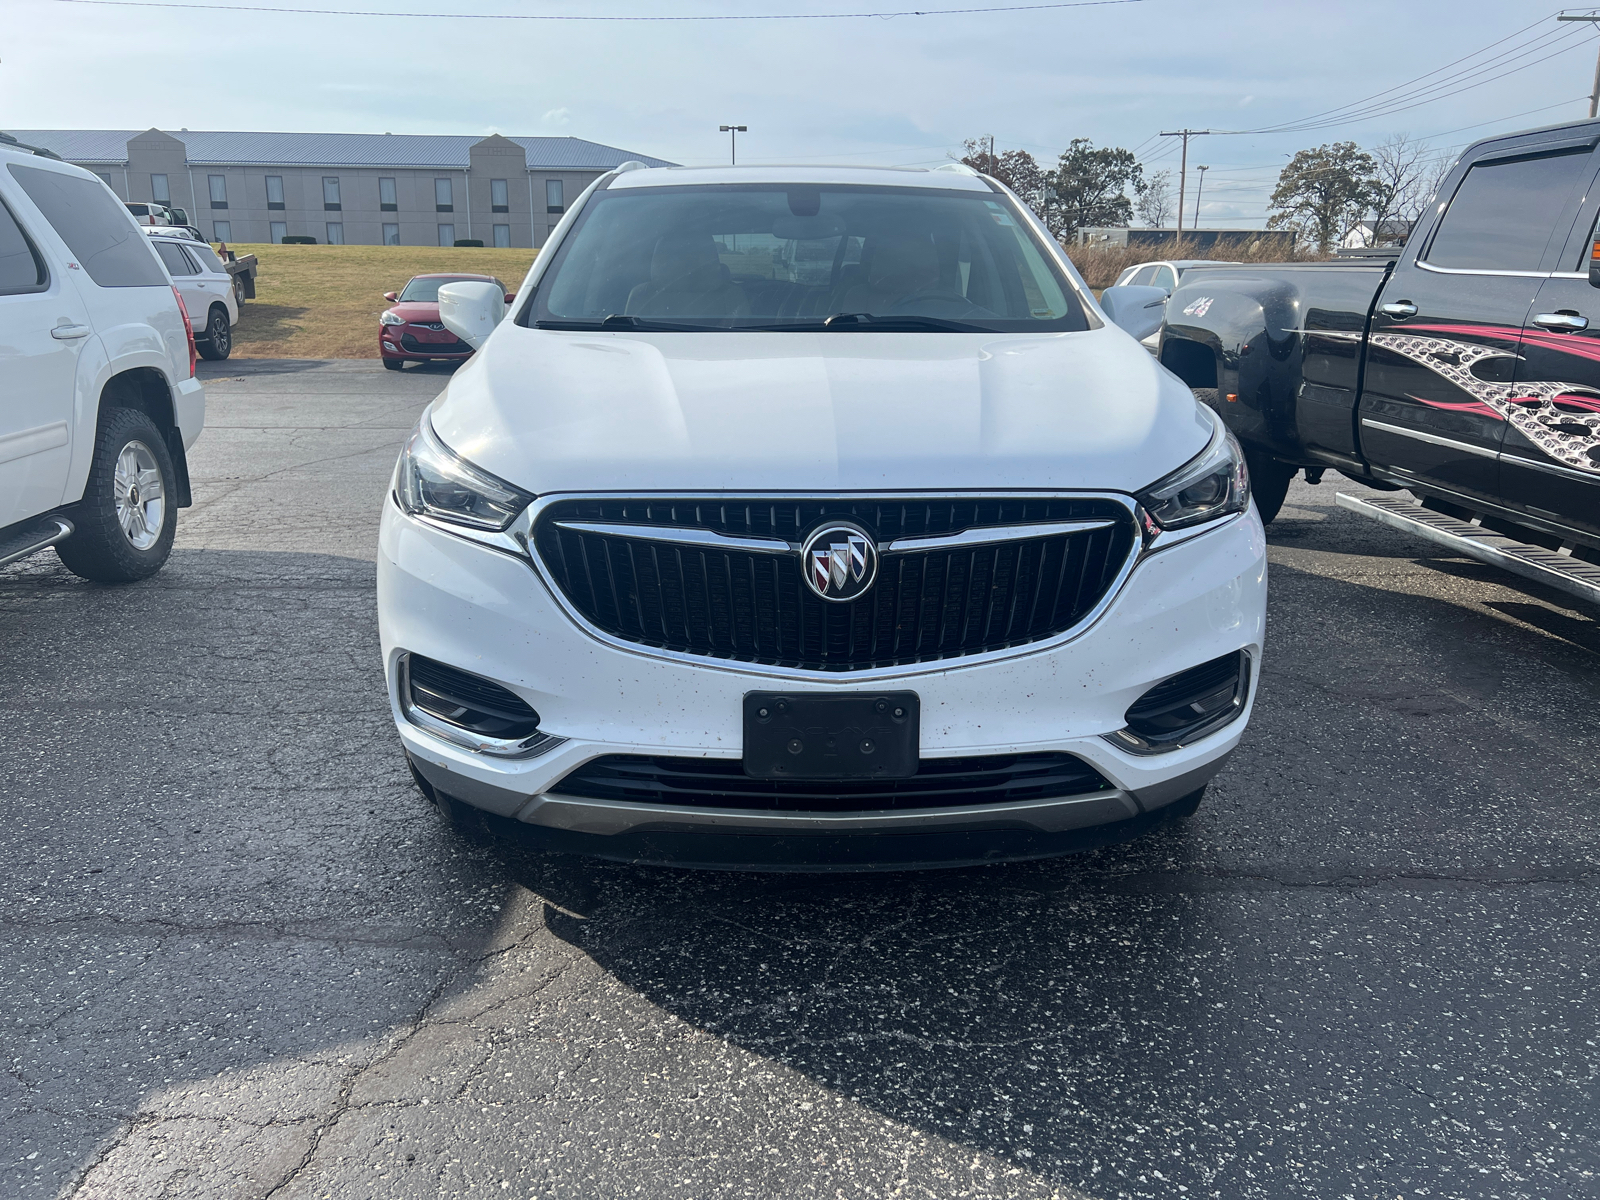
[377,163,1267,870]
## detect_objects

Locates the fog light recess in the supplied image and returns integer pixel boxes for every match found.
[398,653,565,758]
[1105,650,1250,755]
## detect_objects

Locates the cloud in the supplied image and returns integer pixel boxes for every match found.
[542,107,571,127]
[1238,95,1255,107]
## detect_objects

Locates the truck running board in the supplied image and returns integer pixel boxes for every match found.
[1336,494,1600,608]
[0,516,74,570]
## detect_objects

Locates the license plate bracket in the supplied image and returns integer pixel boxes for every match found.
[742,692,919,780]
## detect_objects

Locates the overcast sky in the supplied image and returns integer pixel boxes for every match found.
[6,0,1596,225]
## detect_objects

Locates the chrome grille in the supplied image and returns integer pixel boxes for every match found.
[531,496,1139,671]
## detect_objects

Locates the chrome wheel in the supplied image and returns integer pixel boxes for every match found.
[113,440,165,551]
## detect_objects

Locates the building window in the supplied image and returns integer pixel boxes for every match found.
[95,172,114,190]
[546,179,564,213]
[379,177,397,212]
[208,175,228,209]
[326,222,344,245]
[491,178,509,213]
[493,224,510,248]
[270,221,288,244]
[266,175,284,210]
[212,220,232,242]
[323,176,341,211]
[435,177,453,212]
[151,173,169,203]
[383,223,400,246]
[438,223,456,246]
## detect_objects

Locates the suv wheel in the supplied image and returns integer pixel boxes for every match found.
[198,305,232,360]
[55,408,178,583]
[1242,446,1295,525]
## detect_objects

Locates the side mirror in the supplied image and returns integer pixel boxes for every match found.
[1098,284,1169,342]
[439,280,507,350]
[504,292,516,304]
[1588,239,1600,288]
[383,291,399,302]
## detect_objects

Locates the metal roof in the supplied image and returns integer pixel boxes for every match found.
[4,130,673,170]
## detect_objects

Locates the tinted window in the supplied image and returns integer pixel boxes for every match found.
[0,198,47,294]
[1425,148,1593,272]
[9,165,166,287]
[1153,266,1177,290]
[154,240,197,275]
[399,275,485,302]
[532,183,1087,332]
[188,241,224,272]
[1129,265,1158,286]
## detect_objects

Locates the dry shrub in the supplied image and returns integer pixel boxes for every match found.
[1065,239,1333,290]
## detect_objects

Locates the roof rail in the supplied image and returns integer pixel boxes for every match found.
[613,160,649,173]
[0,131,62,160]
[932,162,979,176]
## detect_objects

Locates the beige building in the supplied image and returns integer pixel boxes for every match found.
[11,128,673,247]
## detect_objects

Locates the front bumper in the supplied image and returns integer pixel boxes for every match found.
[380,327,473,361]
[377,498,1268,867]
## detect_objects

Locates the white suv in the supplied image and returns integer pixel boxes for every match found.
[380,164,1267,870]
[148,229,237,359]
[0,140,205,582]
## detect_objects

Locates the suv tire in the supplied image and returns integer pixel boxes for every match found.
[383,358,404,371]
[198,305,232,360]
[56,408,178,583]
[1242,446,1294,525]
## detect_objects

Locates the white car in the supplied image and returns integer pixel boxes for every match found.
[1112,258,1232,293]
[148,229,237,359]
[378,164,1267,870]
[0,141,204,581]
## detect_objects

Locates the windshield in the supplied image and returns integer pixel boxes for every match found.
[398,275,499,303]
[526,183,1089,332]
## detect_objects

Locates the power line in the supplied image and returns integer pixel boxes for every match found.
[50,0,1147,19]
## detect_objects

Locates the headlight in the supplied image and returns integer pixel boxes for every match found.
[395,416,532,531]
[1137,412,1250,530]
[380,310,406,326]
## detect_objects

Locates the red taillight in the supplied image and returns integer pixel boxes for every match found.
[172,285,197,378]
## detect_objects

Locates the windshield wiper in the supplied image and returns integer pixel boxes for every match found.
[533,314,716,331]
[743,312,989,333]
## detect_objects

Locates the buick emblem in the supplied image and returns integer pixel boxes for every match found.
[800,522,877,602]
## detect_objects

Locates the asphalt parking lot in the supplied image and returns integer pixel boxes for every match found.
[4,358,1598,1200]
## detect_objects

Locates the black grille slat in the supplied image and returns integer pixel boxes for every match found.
[533,497,1137,672]
[551,751,1112,812]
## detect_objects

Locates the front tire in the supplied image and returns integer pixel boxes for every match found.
[56,408,177,583]
[198,305,231,360]
[383,357,404,371]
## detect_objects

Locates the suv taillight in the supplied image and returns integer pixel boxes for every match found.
[171,286,197,378]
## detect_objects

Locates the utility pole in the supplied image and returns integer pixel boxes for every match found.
[1558,14,1600,117]
[1193,164,1209,232]
[989,135,995,169]
[1159,129,1210,246]
[719,125,747,165]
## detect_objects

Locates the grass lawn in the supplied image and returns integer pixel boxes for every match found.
[228,244,540,359]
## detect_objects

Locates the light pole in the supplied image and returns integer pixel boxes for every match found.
[1159,129,1210,246]
[1193,165,1209,233]
[719,125,747,166]
[1561,13,1600,117]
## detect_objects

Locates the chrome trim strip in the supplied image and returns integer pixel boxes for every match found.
[552,519,794,554]
[1414,261,1552,279]
[397,654,568,760]
[517,786,1142,836]
[887,518,1117,553]
[1361,418,1499,460]
[521,491,1149,680]
[1500,452,1600,483]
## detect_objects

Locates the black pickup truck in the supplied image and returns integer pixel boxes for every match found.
[1147,118,1600,607]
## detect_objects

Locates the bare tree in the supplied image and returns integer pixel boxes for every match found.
[1365,134,1430,247]
[1401,150,1457,229]
[1135,169,1174,228]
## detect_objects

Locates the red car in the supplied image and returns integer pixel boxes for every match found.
[379,273,514,369]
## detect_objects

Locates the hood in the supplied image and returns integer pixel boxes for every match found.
[429,325,1213,496]
[386,301,441,324]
